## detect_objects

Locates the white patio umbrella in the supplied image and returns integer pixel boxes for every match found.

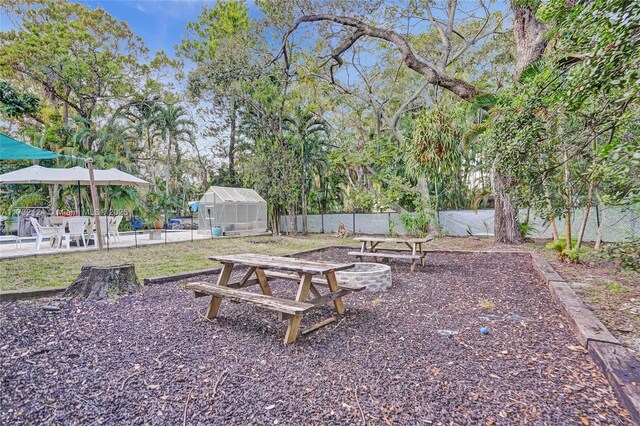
[0,165,149,186]
[0,164,149,250]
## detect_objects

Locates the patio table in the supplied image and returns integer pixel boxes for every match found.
[350,235,435,272]
[185,253,364,344]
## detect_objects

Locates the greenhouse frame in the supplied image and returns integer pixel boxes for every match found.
[197,186,268,235]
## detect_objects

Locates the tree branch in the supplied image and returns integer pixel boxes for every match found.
[274,13,482,101]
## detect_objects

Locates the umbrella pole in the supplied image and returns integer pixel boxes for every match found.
[77,181,81,215]
[87,159,103,250]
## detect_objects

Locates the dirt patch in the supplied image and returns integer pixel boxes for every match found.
[0,249,632,424]
[527,245,640,353]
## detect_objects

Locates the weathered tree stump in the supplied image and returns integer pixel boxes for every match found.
[63,264,140,300]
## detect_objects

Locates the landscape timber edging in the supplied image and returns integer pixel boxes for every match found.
[0,286,66,302]
[0,244,353,298]
[530,252,640,424]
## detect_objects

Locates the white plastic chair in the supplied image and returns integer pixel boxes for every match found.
[109,216,123,242]
[29,217,60,251]
[85,216,95,240]
[89,216,111,244]
[59,217,87,249]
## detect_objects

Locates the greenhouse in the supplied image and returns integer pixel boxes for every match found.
[197,186,268,235]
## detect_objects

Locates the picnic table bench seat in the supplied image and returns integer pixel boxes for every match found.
[262,270,366,292]
[347,251,422,261]
[186,282,314,315]
[351,234,435,272]
[186,254,360,344]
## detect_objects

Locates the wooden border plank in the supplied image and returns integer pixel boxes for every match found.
[589,341,640,424]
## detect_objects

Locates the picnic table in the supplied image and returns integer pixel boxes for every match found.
[350,235,435,272]
[185,253,365,344]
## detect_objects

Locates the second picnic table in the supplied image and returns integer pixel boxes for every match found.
[350,235,434,272]
[185,253,365,344]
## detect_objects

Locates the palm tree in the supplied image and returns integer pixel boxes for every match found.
[154,104,195,196]
[285,108,331,234]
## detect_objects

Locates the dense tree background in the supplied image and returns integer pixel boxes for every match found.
[1,0,637,246]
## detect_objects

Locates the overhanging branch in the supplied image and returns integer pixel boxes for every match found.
[273,13,483,101]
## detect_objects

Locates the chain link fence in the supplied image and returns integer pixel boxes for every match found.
[281,206,639,243]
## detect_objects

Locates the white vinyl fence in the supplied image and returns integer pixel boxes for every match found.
[281,206,639,243]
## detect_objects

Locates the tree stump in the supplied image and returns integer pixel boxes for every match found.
[63,264,140,300]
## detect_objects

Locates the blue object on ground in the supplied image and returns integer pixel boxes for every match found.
[480,327,489,335]
[212,226,223,237]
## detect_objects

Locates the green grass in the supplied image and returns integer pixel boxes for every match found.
[0,235,342,292]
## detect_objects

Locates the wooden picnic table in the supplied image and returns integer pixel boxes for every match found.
[350,235,435,272]
[185,253,364,344]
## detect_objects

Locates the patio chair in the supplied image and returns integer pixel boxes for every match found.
[59,217,88,249]
[29,217,60,251]
[89,216,111,245]
[85,216,95,240]
[109,216,123,242]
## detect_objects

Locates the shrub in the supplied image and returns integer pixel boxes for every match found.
[602,238,640,272]
[546,238,583,263]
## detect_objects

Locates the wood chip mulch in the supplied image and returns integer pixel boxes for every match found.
[0,249,632,424]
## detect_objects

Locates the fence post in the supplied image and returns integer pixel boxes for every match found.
[163,208,167,245]
[105,209,110,251]
[321,213,324,234]
[134,210,138,248]
[352,212,356,235]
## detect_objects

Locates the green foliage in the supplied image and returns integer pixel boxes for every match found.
[478,299,496,311]
[399,198,437,237]
[602,237,640,272]
[0,0,148,121]
[406,103,464,186]
[388,217,399,237]
[546,237,586,263]
[605,282,629,295]
[518,221,537,238]
[0,81,40,118]
[180,0,251,62]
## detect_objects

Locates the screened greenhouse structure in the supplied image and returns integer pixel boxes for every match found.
[197,186,268,235]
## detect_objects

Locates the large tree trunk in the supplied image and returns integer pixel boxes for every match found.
[287,206,297,235]
[492,167,523,244]
[490,3,547,244]
[543,179,559,241]
[63,264,140,300]
[512,3,548,79]
[229,98,236,182]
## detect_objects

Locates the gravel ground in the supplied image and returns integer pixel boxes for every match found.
[0,248,632,425]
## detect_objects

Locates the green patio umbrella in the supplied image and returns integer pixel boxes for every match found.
[0,133,61,160]
[0,133,106,249]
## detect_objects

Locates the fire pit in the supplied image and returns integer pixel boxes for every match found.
[336,262,392,291]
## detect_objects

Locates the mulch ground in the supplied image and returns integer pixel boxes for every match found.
[0,248,632,424]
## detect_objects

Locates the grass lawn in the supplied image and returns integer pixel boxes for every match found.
[0,235,342,292]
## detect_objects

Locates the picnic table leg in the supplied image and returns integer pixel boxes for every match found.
[419,243,426,267]
[284,273,313,344]
[371,242,379,263]
[325,271,345,315]
[206,263,234,319]
[254,268,273,296]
